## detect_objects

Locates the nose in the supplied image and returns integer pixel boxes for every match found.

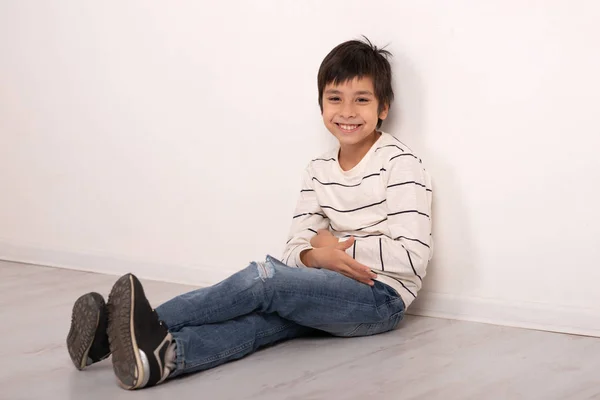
[340,101,356,118]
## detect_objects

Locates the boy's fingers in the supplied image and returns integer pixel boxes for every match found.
[330,248,375,285]
[354,266,377,281]
[346,258,375,277]
[343,272,371,285]
[336,265,358,281]
[336,264,366,283]
[337,253,374,278]
[336,236,354,249]
[341,261,375,284]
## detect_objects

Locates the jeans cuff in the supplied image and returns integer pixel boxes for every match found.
[168,335,186,378]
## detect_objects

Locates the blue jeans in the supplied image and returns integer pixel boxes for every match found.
[155,255,405,377]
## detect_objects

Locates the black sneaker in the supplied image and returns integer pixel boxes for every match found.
[66,292,111,370]
[107,273,174,390]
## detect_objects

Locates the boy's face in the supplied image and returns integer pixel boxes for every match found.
[321,76,389,147]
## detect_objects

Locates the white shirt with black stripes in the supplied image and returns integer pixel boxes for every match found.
[281,132,433,308]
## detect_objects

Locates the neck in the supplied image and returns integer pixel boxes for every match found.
[338,130,381,171]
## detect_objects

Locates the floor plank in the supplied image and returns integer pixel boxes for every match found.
[1,260,599,400]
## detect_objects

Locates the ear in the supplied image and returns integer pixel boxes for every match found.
[378,103,390,120]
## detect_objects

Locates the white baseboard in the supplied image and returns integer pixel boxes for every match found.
[0,239,233,287]
[409,291,600,338]
[2,239,599,337]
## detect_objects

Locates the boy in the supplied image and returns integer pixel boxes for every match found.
[66,37,433,390]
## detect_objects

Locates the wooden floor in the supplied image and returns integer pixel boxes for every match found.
[1,260,600,400]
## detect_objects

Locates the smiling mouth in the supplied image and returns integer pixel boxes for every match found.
[335,123,362,133]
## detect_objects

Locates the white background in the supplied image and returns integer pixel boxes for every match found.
[1,1,599,335]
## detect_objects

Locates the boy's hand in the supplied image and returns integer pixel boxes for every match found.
[310,229,339,248]
[301,237,377,286]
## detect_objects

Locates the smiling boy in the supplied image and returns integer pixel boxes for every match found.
[66,37,433,390]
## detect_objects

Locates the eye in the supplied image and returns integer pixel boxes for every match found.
[356,97,370,103]
[328,96,341,102]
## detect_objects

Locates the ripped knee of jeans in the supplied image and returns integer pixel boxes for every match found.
[255,260,274,281]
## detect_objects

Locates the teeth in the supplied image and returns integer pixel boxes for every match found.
[339,124,359,130]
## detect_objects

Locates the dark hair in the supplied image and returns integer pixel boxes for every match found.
[318,36,394,129]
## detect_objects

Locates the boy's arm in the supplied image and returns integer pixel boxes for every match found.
[282,166,382,286]
[282,166,331,267]
[349,153,433,296]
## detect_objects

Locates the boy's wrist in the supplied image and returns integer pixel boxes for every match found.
[300,249,316,267]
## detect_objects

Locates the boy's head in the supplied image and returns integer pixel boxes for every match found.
[318,37,394,146]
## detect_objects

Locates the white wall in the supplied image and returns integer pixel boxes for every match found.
[1,1,599,336]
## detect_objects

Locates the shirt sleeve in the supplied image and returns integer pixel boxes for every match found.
[281,166,331,267]
[348,152,433,286]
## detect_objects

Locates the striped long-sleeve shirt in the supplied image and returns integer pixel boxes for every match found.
[281,132,433,308]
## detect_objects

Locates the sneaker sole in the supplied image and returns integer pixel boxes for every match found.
[66,293,105,370]
[107,274,145,390]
